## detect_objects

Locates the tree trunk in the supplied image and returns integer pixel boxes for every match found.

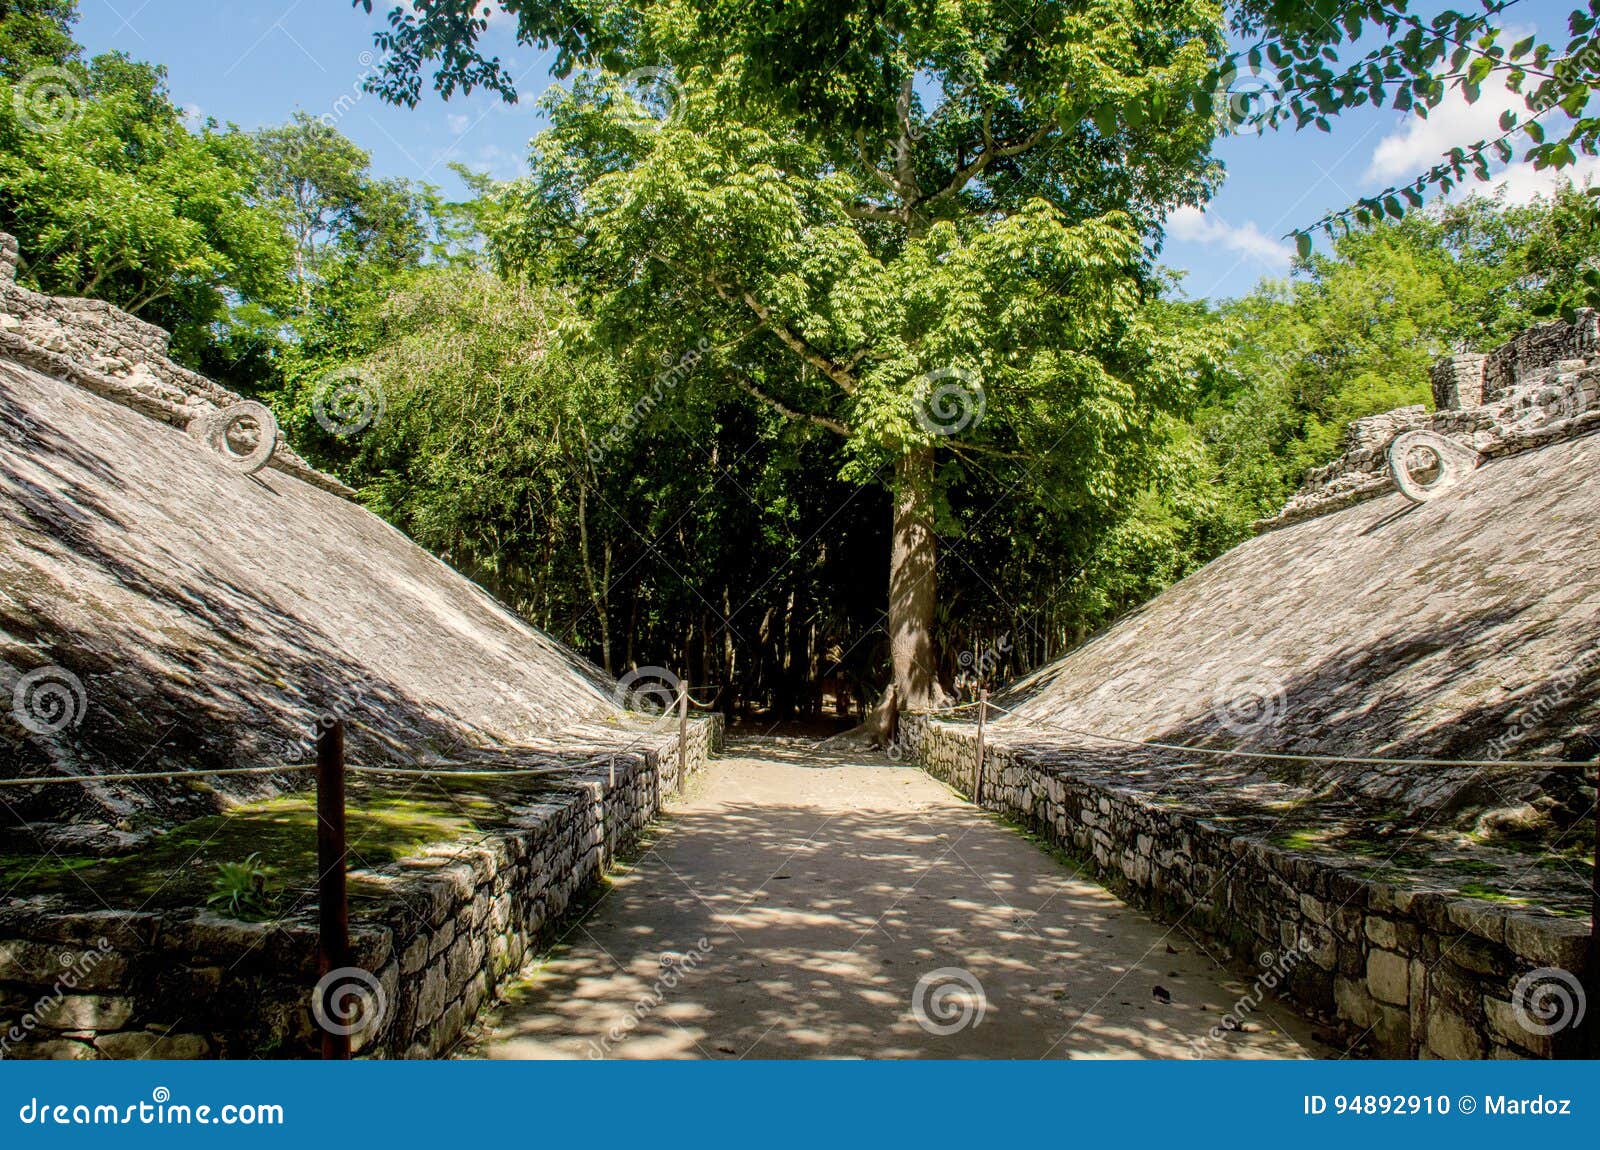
[575,486,612,674]
[889,445,946,713]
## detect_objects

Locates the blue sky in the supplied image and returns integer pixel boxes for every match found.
[78,0,1590,300]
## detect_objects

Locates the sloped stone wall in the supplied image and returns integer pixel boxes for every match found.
[1,263,641,832]
[0,716,722,1060]
[0,232,347,497]
[908,718,1590,1059]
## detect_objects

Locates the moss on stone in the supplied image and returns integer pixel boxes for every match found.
[3,774,577,911]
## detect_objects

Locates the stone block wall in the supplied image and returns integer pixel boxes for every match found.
[1483,310,1600,400]
[1431,352,1488,410]
[907,717,1591,1059]
[0,715,722,1059]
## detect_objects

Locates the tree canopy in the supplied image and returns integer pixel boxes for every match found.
[2,4,1596,725]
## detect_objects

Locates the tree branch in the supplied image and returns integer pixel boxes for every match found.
[731,375,850,436]
[646,250,863,396]
[923,119,1057,206]
[892,74,920,200]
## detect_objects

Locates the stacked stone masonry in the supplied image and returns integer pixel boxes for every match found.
[0,232,349,497]
[1263,310,1600,529]
[0,718,722,1059]
[907,718,1590,1059]
[899,318,1600,1060]
[1,229,730,1057]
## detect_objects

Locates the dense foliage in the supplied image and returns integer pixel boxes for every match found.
[2,3,1597,722]
[352,0,1600,248]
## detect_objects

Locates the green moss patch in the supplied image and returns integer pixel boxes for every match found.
[2,774,578,915]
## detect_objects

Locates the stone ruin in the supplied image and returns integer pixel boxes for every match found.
[1264,309,1600,528]
[912,316,1599,1059]
[0,233,346,496]
[0,233,723,1058]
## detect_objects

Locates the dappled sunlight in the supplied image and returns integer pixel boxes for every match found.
[473,741,1327,1060]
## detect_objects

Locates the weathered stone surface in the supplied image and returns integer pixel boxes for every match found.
[34,994,133,1031]
[0,939,128,989]
[1265,311,1600,529]
[1426,1001,1486,1060]
[0,708,722,1061]
[1483,994,1553,1059]
[1367,950,1409,1006]
[0,229,730,1060]
[1364,917,1397,951]
[1334,975,1376,1029]
[1445,901,1506,946]
[0,334,657,831]
[91,1030,211,1060]
[4,1037,99,1060]
[1432,352,1487,410]
[1503,914,1591,972]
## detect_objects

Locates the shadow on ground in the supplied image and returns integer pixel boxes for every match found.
[472,739,1329,1060]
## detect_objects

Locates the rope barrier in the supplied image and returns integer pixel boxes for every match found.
[0,764,316,788]
[678,684,723,710]
[932,699,1594,771]
[0,714,701,789]
[345,763,600,780]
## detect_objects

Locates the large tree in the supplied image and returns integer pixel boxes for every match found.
[377,1,1227,722]
[352,1,1600,246]
[0,0,78,79]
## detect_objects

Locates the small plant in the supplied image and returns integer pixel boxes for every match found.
[206,852,275,918]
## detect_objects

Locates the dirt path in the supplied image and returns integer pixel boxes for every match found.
[472,737,1329,1059]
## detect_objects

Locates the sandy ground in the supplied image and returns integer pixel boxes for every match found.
[471,738,1331,1059]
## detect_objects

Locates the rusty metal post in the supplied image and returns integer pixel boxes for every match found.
[974,689,988,807]
[677,683,690,795]
[316,719,350,1060]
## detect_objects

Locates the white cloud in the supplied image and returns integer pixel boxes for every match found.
[1365,62,1600,206]
[1484,153,1600,204]
[1365,80,1527,185]
[1362,30,1586,201]
[1167,205,1294,266]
